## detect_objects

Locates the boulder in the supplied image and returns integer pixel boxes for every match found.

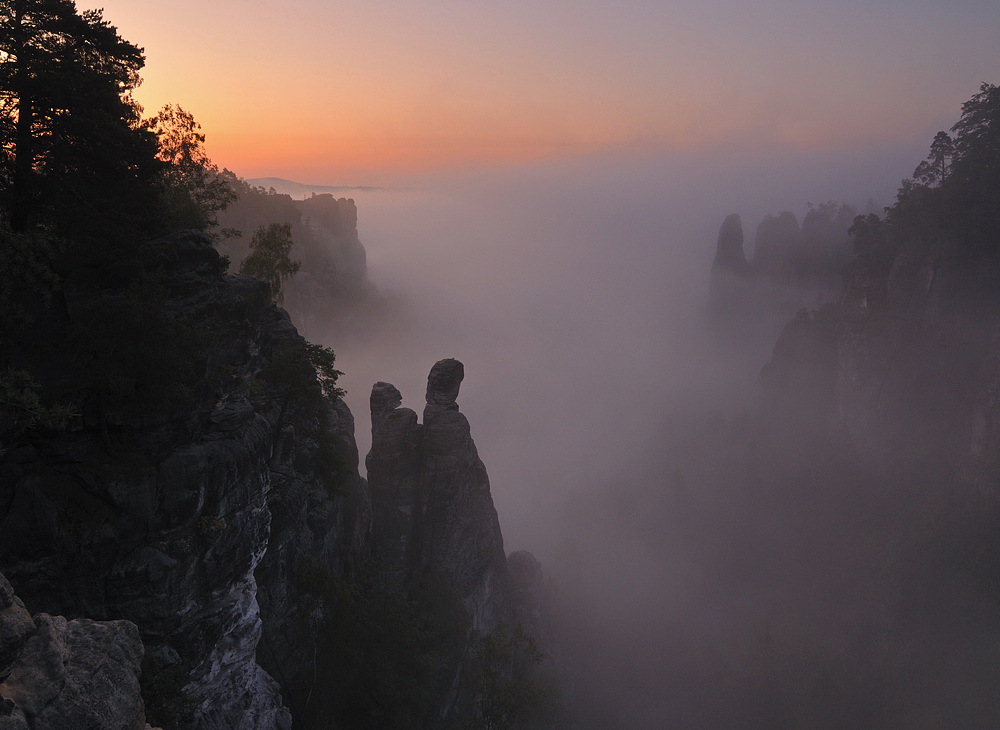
[0,574,145,730]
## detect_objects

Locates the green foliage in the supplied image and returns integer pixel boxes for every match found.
[239,222,301,304]
[149,103,238,237]
[945,82,1000,248]
[913,131,954,187]
[256,338,345,485]
[0,221,62,326]
[845,212,896,308]
[290,557,471,730]
[468,623,548,730]
[260,338,344,418]
[0,0,159,239]
[847,83,1000,302]
[140,653,197,730]
[66,274,205,440]
[197,514,226,534]
[304,342,346,401]
[951,83,1000,173]
[0,367,75,453]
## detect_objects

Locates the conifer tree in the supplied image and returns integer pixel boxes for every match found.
[0,0,156,236]
[150,103,238,237]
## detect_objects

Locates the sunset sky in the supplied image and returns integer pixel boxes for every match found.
[84,0,1000,185]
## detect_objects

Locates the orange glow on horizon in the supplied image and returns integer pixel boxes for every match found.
[98,0,999,185]
[205,134,611,183]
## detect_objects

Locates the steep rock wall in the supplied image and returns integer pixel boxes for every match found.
[0,229,547,730]
[367,359,509,632]
[0,231,350,729]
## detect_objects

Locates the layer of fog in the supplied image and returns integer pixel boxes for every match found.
[334,143,910,558]
[323,141,923,727]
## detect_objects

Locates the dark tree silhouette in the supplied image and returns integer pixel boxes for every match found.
[913,131,953,187]
[240,222,301,304]
[0,0,156,235]
[944,83,1000,249]
[150,103,238,237]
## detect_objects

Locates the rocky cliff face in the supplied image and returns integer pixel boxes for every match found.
[708,205,856,327]
[837,236,1000,471]
[0,231,312,728]
[0,572,146,730]
[217,189,378,343]
[254,392,372,724]
[711,213,748,277]
[365,360,556,728]
[368,359,509,631]
[0,230,547,729]
[283,195,374,340]
[753,210,803,282]
[754,213,1000,472]
[709,213,751,316]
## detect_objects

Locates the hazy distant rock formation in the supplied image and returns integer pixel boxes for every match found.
[710,213,750,314]
[367,359,509,629]
[0,572,145,730]
[836,235,1000,463]
[753,211,802,281]
[759,306,841,432]
[757,203,1000,474]
[712,213,748,275]
[218,189,378,342]
[708,205,856,330]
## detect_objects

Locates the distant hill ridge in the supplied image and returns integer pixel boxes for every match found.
[246,177,384,197]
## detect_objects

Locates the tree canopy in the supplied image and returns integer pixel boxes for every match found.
[913,131,953,188]
[239,222,301,304]
[150,103,238,237]
[847,82,1000,306]
[0,0,158,237]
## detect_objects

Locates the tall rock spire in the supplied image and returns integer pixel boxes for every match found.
[710,213,750,316]
[712,213,748,275]
[366,359,508,629]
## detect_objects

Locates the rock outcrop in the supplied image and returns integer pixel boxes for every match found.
[507,551,546,643]
[254,393,372,724]
[217,190,378,343]
[712,213,748,276]
[367,359,508,630]
[709,213,750,315]
[420,359,508,628]
[0,572,146,730]
[0,576,34,684]
[753,210,802,281]
[367,381,422,568]
[0,231,315,729]
[708,205,856,337]
[0,229,547,729]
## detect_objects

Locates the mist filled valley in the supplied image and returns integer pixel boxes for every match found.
[264,138,1000,727]
[3,1,1000,729]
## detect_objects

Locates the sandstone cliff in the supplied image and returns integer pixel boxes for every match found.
[0,571,146,730]
[217,187,379,342]
[0,229,547,729]
[0,230,302,728]
[368,359,508,631]
[708,204,856,330]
